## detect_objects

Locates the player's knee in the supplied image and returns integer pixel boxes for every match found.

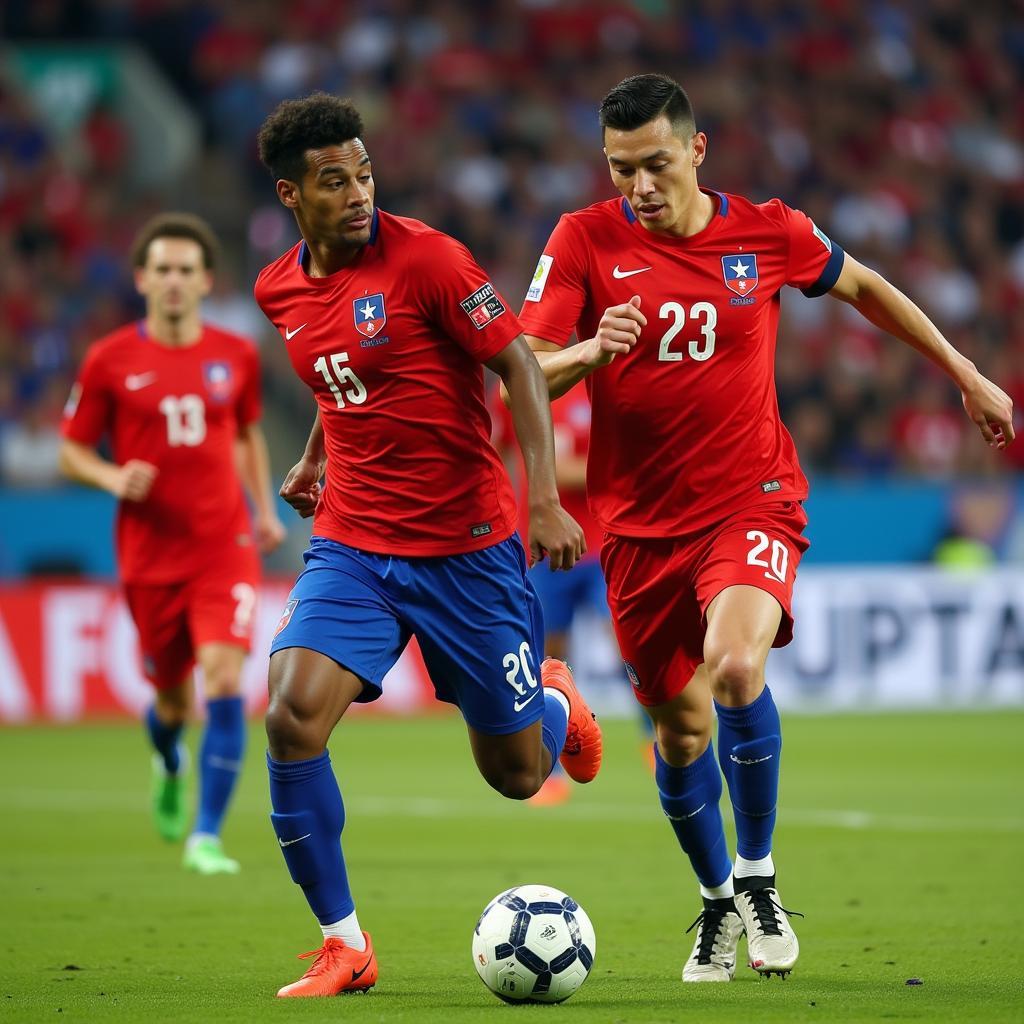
[203,664,242,699]
[155,686,190,725]
[704,647,763,704]
[655,721,710,767]
[482,766,543,801]
[265,693,326,760]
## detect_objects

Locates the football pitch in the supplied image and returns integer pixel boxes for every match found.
[2,711,1021,1023]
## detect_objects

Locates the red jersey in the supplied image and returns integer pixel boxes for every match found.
[491,385,602,553]
[62,322,261,584]
[518,190,845,537]
[254,209,521,556]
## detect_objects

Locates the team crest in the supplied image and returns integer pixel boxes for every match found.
[202,361,233,402]
[274,598,299,637]
[721,253,759,297]
[353,293,387,338]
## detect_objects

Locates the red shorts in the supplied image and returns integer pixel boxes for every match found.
[600,501,809,707]
[124,557,260,690]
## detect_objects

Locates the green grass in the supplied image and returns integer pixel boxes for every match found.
[1,711,1022,1022]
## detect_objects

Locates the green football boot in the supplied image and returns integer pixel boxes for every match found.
[150,749,190,842]
[183,835,241,875]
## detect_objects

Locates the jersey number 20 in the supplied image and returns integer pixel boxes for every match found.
[658,301,717,362]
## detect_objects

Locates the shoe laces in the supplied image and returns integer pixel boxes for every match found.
[742,888,803,937]
[296,940,347,978]
[685,906,736,964]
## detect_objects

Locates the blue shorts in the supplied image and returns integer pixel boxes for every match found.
[271,535,546,735]
[529,554,609,634]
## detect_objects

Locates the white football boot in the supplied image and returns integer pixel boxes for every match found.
[682,897,745,982]
[733,875,802,977]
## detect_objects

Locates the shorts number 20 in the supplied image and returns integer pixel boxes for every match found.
[746,530,789,584]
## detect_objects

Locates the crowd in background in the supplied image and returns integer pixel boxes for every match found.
[2,0,1024,497]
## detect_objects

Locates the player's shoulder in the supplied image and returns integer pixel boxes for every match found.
[557,197,628,235]
[254,240,303,300]
[201,322,258,354]
[379,209,468,263]
[81,321,146,366]
[727,191,799,227]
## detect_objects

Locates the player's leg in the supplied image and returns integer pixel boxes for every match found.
[526,560,577,806]
[601,532,741,982]
[265,539,406,997]
[698,502,809,976]
[181,641,247,875]
[126,583,194,842]
[413,536,600,798]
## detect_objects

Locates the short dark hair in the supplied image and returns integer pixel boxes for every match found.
[599,74,696,138]
[257,92,364,183]
[130,212,219,269]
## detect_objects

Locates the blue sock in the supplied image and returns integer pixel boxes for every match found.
[268,751,353,925]
[540,690,569,779]
[145,704,183,774]
[714,686,782,861]
[654,742,731,888]
[194,696,245,836]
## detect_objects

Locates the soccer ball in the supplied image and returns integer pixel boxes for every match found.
[472,884,596,1004]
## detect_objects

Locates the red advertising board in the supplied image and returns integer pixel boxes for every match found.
[0,581,439,722]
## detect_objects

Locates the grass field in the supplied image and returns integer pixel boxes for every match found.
[2,711,1022,1023]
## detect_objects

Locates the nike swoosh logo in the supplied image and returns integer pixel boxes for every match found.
[278,833,311,847]
[730,753,774,765]
[125,373,157,391]
[285,323,307,340]
[513,690,540,712]
[612,265,652,278]
[351,956,374,983]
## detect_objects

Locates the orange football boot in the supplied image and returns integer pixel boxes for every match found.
[528,772,572,807]
[541,659,602,783]
[276,933,378,998]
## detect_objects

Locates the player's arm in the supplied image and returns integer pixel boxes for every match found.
[278,408,325,519]
[237,422,287,551]
[829,255,1015,449]
[519,296,648,401]
[486,336,584,571]
[58,439,157,502]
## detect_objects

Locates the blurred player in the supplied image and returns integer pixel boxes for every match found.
[60,213,286,875]
[518,74,1015,981]
[254,93,597,998]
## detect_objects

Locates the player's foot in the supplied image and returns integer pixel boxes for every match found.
[277,934,378,998]
[150,749,189,842]
[528,772,572,807]
[541,659,602,784]
[733,875,802,977]
[682,897,745,982]
[183,834,240,875]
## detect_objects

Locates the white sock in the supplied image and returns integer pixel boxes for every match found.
[321,911,366,951]
[544,687,571,719]
[700,876,735,901]
[734,853,775,879]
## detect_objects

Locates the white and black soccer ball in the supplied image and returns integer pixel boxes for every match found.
[472,884,596,1004]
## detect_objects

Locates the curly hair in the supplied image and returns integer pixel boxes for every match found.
[257,93,365,183]
[599,74,695,139]
[130,212,219,269]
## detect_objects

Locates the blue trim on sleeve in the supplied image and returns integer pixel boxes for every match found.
[801,242,845,298]
[620,197,637,224]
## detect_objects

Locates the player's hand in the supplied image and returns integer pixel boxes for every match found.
[528,498,586,572]
[113,460,158,502]
[279,456,324,519]
[580,295,646,368]
[254,512,288,553]
[961,373,1016,449]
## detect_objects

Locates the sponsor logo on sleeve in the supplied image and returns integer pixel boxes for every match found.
[459,283,507,329]
[353,293,387,338]
[811,222,833,253]
[525,254,553,302]
[202,361,233,402]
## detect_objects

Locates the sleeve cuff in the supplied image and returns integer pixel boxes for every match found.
[801,243,845,298]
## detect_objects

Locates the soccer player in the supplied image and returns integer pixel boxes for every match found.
[60,213,286,875]
[518,74,1015,981]
[253,93,600,998]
